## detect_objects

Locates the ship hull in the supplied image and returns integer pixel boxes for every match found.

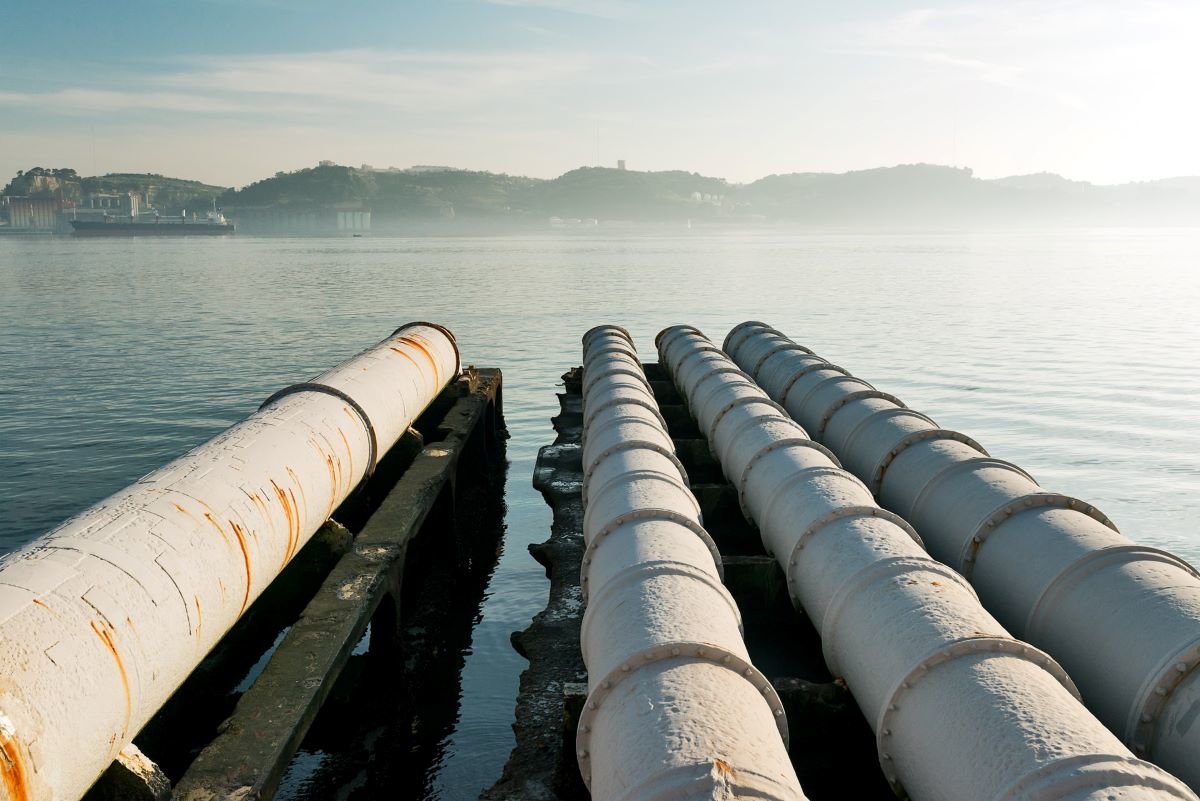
[69,221,235,236]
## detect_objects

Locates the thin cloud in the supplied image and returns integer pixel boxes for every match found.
[483,0,634,19]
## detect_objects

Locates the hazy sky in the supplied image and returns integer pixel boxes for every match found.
[2,1,1197,187]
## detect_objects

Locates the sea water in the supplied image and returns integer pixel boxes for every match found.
[2,229,1199,798]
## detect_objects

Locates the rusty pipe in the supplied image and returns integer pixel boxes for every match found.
[0,323,459,801]
[723,322,1200,790]
[659,324,1195,801]
[578,326,805,801]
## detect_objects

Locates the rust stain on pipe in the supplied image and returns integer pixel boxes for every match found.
[201,512,232,547]
[286,467,308,516]
[227,520,253,614]
[269,480,297,566]
[0,728,30,801]
[89,620,131,736]
[336,428,354,485]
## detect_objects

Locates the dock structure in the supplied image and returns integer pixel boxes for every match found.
[722,322,1200,791]
[0,325,507,801]
[488,346,893,800]
[492,325,1198,801]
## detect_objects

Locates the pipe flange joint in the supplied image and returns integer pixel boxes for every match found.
[870,429,987,497]
[959,492,1119,578]
[582,365,653,399]
[575,641,789,789]
[776,362,847,410]
[820,558,977,671]
[722,320,777,354]
[579,517,724,601]
[749,341,815,381]
[874,636,1079,790]
[815,390,907,442]
[260,382,379,488]
[736,438,842,518]
[755,466,859,559]
[582,395,667,433]
[1128,633,1200,756]
[583,325,633,348]
[903,456,1039,527]
[655,324,703,350]
[393,321,460,377]
[706,396,791,450]
[583,440,690,496]
[670,344,724,383]
[786,507,924,594]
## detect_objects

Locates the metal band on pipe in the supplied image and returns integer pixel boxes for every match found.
[260,382,380,486]
[902,456,1039,526]
[960,492,1119,576]
[736,438,843,516]
[875,636,1080,791]
[814,390,907,442]
[750,341,817,381]
[870,429,988,496]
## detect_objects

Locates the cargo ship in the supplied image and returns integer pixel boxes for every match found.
[69,209,234,236]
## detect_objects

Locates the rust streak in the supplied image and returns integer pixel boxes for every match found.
[193,596,203,633]
[228,520,253,614]
[713,758,735,779]
[0,728,30,801]
[336,427,355,483]
[89,620,132,736]
[398,336,441,385]
[202,512,232,546]
[286,467,308,516]
[31,599,49,611]
[287,488,301,559]
[269,480,297,565]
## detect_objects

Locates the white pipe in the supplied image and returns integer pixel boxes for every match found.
[0,323,459,801]
[659,324,1196,801]
[578,326,805,801]
[723,321,1200,789]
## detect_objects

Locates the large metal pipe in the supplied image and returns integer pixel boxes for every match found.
[659,324,1196,801]
[723,321,1200,788]
[578,326,805,801]
[0,323,459,801]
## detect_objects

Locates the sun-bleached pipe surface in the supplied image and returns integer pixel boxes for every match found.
[578,325,805,801]
[723,321,1200,789]
[658,324,1196,801]
[0,323,459,801]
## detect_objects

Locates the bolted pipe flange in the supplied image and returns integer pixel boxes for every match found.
[870,429,988,497]
[582,440,690,503]
[579,512,724,600]
[813,390,907,442]
[750,341,818,382]
[582,395,667,433]
[902,456,1039,527]
[575,641,790,789]
[723,321,779,358]
[817,557,978,671]
[706,396,792,450]
[776,362,847,409]
[737,438,842,519]
[1128,635,1200,759]
[874,636,1080,792]
[958,492,1119,577]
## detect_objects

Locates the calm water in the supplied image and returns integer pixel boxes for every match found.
[2,229,1200,798]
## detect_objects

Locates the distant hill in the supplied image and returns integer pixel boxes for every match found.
[10,162,1200,226]
[1,167,227,215]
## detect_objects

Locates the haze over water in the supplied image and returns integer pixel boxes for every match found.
[2,229,1200,798]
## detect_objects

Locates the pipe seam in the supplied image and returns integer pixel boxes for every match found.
[259,382,380,482]
[815,390,907,441]
[961,492,1119,577]
[580,514,725,598]
[875,635,1080,791]
[737,438,843,517]
[870,429,989,496]
[902,455,1039,525]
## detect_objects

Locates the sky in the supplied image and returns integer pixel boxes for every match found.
[1,0,1198,188]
